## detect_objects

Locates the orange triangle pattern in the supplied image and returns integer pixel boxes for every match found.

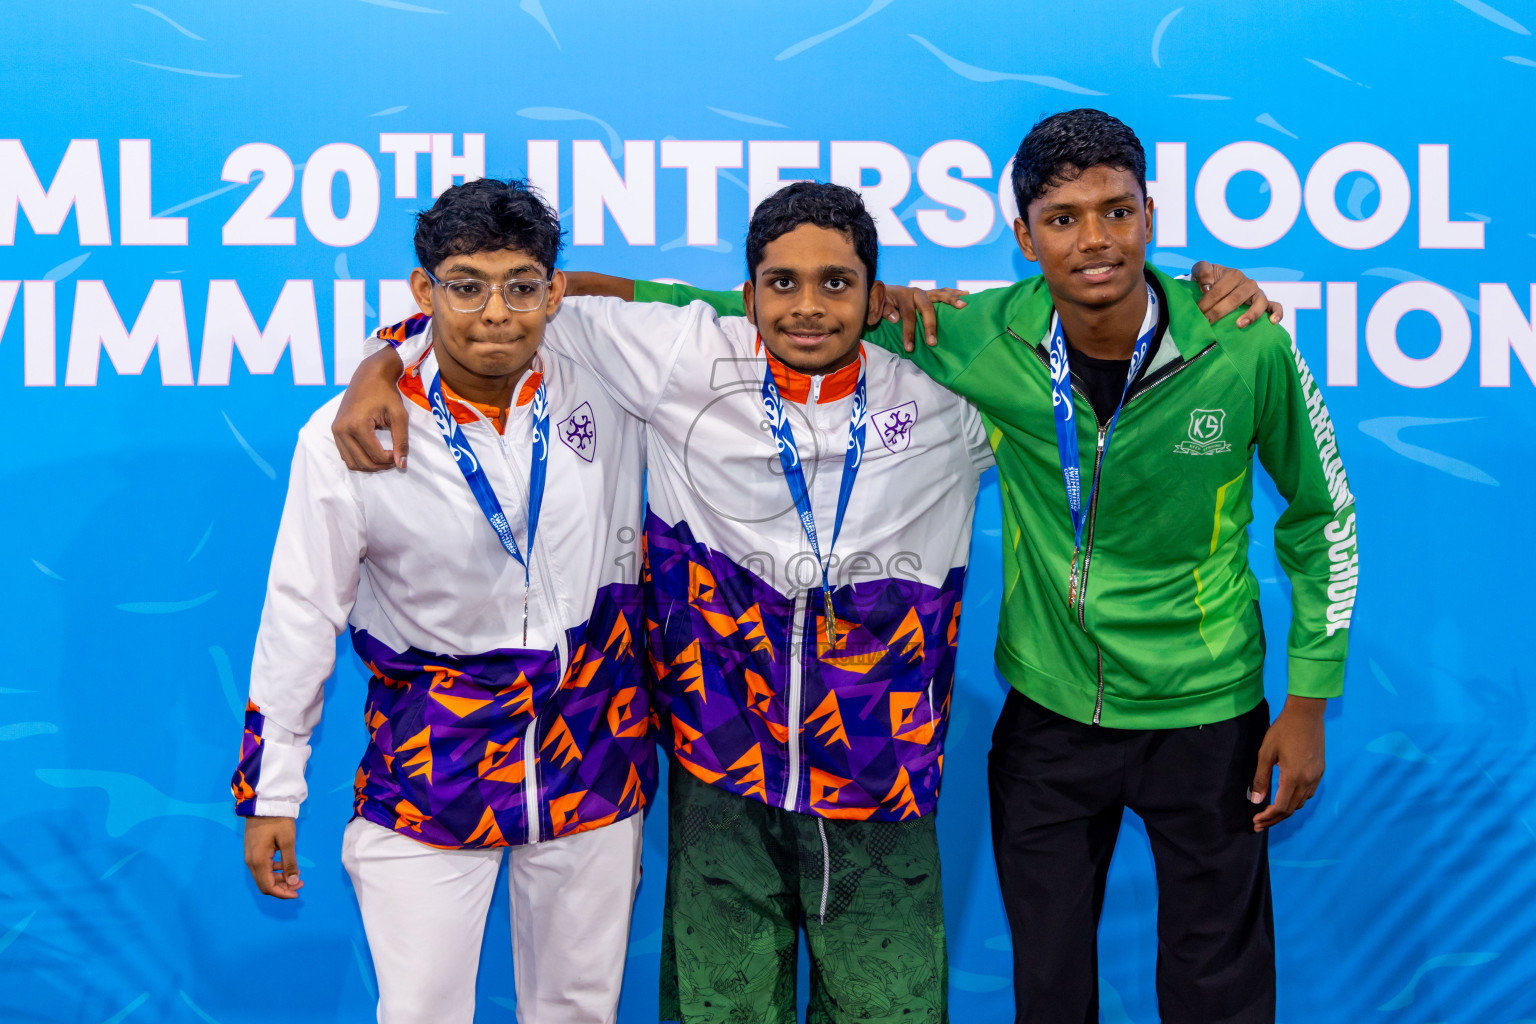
[805,691,850,749]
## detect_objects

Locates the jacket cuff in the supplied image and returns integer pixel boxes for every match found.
[241,799,301,818]
[1287,656,1345,699]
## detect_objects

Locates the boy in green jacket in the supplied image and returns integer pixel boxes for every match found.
[880,108,1355,1024]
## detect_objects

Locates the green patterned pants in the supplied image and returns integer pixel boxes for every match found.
[659,763,948,1024]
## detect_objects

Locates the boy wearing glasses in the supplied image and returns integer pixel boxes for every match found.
[233,179,653,1024]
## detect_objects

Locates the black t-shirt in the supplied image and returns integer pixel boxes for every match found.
[1065,274,1170,423]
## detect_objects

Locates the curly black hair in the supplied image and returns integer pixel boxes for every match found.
[1011,108,1147,217]
[413,177,563,277]
[746,181,878,285]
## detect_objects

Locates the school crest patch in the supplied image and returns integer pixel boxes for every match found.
[559,402,597,462]
[1173,408,1232,456]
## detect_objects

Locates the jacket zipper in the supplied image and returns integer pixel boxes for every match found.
[489,405,562,844]
[783,589,808,811]
[522,717,541,843]
[782,372,830,810]
[1082,426,1108,723]
[1010,328,1217,725]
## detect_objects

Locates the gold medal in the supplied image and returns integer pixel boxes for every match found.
[824,592,837,647]
[1066,548,1081,610]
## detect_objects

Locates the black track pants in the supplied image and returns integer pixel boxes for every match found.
[987,690,1276,1024]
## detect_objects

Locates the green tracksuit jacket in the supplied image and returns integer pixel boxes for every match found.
[635,266,1356,729]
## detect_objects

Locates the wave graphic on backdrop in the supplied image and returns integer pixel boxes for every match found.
[0,913,35,956]
[1151,7,1183,67]
[1363,267,1480,313]
[132,4,204,40]
[208,645,243,723]
[44,253,90,282]
[517,107,622,158]
[776,0,896,60]
[1305,58,1369,88]
[706,106,788,129]
[908,35,1106,94]
[1256,113,1299,139]
[1358,417,1498,486]
[1370,659,1398,695]
[34,769,236,837]
[1365,731,1435,764]
[101,992,150,1024]
[116,592,217,614]
[358,0,445,14]
[1377,951,1499,1010]
[951,970,1008,993]
[125,60,239,79]
[0,722,58,741]
[1451,0,1530,34]
[178,990,223,1024]
[1098,977,1138,1024]
[221,412,277,479]
[520,0,560,49]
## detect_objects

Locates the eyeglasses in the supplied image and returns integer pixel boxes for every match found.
[424,270,551,313]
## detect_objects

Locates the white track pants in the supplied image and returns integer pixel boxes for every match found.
[341,814,643,1024]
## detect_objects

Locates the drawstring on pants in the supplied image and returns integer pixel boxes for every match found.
[817,818,830,924]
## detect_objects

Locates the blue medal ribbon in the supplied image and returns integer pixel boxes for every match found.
[761,349,867,646]
[428,361,549,645]
[1049,283,1157,610]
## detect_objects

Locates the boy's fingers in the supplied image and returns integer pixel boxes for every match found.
[1254,774,1299,830]
[385,403,410,470]
[915,293,938,346]
[275,836,302,896]
[929,287,970,308]
[1249,745,1276,806]
[1198,275,1245,321]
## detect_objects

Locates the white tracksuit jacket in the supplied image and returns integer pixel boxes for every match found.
[233,317,652,848]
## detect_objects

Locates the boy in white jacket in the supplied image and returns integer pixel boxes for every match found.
[233,179,652,1024]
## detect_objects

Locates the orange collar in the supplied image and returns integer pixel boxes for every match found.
[755,336,862,404]
[400,346,542,434]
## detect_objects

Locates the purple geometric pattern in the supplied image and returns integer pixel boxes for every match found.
[231,702,265,816]
[335,582,650,849]
[644,512,964,821]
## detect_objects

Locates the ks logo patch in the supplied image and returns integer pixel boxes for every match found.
[1173,408,1232,455]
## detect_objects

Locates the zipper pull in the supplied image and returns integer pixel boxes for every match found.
[1097,426,1107,453]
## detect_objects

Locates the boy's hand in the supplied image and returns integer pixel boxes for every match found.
[334,347,409,472]
[244,816,304,899]
[1249,695,1327,831]
[879,285,972,352]
[1192,262,1284,328]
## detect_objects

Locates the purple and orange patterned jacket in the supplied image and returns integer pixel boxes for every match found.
[370,294,994,821]
[233,319,653,847]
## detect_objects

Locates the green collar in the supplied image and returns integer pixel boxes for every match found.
[1003,263,1219,362]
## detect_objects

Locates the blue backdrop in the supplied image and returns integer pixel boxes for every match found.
[3,2,1534,1022]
